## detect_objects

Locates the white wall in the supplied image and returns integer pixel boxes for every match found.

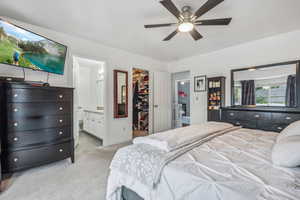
[2,16,298,145]
[168,30,300,125]
[78,67,91,108]
[0,16,168,146]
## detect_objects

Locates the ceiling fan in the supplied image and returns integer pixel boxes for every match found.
[144,0,232,41]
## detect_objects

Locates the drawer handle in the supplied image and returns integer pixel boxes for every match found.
[277,127,283,130]
[286,117,291,120]
[59,107,63,111]
[59,94,63,99]
[14,108,19,112]
[59,149,64,152]
[13,94,18,98]
[13,137,19,141]
[230,113,234,116]
[14,122,18,127]
[13,158,19,162]
[254,115,260,118]
[59,131,63,135]
[59,119,63,123]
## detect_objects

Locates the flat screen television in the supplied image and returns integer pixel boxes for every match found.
[0,18,67,75]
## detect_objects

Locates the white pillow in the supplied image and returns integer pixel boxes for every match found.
[272,135,300,168]
[277,120,300,142]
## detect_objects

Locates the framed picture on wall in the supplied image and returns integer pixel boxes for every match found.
[194,75,207,92]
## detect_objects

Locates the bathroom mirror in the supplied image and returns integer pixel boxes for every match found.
[231,61,300,107]
[114,70,128,118]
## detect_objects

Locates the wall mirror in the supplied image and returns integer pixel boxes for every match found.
[232,61,300,108]
[114,70,128,118]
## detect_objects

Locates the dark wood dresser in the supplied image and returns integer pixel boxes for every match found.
[221,106,300,132]
[0,82,74,186]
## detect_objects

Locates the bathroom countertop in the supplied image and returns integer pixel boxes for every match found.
[83,109,104,114]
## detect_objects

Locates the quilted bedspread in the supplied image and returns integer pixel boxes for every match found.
[107,128,300,200]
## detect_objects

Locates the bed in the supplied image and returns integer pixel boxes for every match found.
[107,124,300,200]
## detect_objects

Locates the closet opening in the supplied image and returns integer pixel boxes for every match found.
[132,68,149,138]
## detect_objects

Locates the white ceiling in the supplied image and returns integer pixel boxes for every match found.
[1,0,300,62]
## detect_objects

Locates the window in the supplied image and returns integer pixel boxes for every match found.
[256,84,286,106]
[234,81,287,106]
[234,84,242,105]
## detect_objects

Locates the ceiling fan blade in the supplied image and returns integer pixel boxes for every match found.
[163,30,178,41]
[160,0,181,19]
[195,18,232,26]
[190,29,203,41]
[144,23,176,28]
[193,0,224,20]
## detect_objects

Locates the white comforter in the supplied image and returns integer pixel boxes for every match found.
[107,128,300,200]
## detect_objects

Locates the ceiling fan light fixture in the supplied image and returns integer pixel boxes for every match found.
[145,0,232,41]
[178,22,194,32]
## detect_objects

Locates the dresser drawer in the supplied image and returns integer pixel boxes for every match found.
[233,120,256,129]
[3,142,71,172]
[6,88,72,103]
[224,117,256,129]
[8,115,71,132]
[6,127,71,149]
[223,110,243,120]
[271,113,300,124]
[7,102,71,119]
[262,123,289,132]
[244,112,271,121]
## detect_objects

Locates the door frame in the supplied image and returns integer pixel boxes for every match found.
[174,79,191,128]
[72,56,107,147]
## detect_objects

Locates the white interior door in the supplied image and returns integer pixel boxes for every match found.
[153,71,172,133]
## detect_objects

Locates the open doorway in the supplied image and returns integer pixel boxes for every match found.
[132,68,149,138]
[172,71,191,128]
[73,56,106,147]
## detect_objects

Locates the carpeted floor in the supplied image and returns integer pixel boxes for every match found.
[1,132,129,200]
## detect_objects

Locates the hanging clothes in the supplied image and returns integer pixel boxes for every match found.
[133,80,139,129]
